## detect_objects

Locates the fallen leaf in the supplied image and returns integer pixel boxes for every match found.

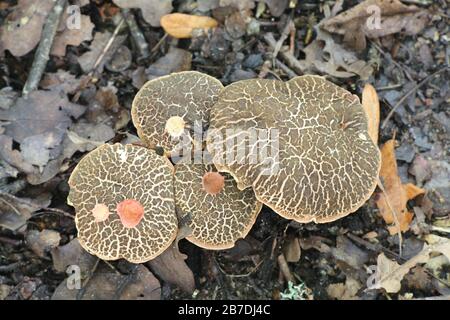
[327,277,361,300]
[261,0,289,17]
[112,0,172,27]
[146,47,192,80]
[77,31,127,73]
[368,236,450,293]
[26,229,61,257]
[52,264,161,300]
[51,238,97,274]
[0,90,85,143]
[51,12,94,56]
[302,28,373,79]
[331,236,369,270]
[321,0,430,51]
[0,87,18,110]
[0,192,50,231]
[376,139,425,234]
[361,83,380,145]
[20,131,64,168]
[0,0,54,57]
[219,0,255,10]
[161,13,218,39]
[40,70,85,95]
[147,243,195,294]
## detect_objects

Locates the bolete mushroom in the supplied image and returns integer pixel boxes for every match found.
[174,163,262,250]
[68,143,178,263]
[207,75,381,223]
[131,71,223,155]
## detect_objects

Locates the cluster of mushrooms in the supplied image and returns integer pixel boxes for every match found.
[68,71,381,263]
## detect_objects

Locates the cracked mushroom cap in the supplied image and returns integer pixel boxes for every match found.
[207,75,381,223]
[174,163,262,250]
[131,71,223,155]
[68,143,178,263]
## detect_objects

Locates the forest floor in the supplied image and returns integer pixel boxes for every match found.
[0,0,449,300]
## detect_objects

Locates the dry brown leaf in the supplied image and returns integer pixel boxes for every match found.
[0,192,51,231]
[327,277,361,300]
[160,13,218,39]
[51,13,94,57]
[368,236,450,293]
[321,0,429,51]
[26,229,61,257]
[376,139,425,235]
[0,0,55,57]
[362,83,380,145]
[113,0,172,27]
[52,264,161,300]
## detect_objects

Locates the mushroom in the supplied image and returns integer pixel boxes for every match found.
[68,143,178,263]
[131,71,223,155]
[173,163,262,250]
[207,75,381,223]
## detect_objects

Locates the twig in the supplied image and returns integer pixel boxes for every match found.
[277,253,295,283]
[381,67,449,128]
[263,33,306,75]
[22,0,67,96]
[371,41,413,82]
[275,59,298,79]
[33,207,74,219]
[90,18,126,77]
[122,9,150,60]
[272,19,294,62]
[377,177,403,257]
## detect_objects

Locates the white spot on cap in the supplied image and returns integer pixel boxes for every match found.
[117,148,128,162]
[358,133,367,140]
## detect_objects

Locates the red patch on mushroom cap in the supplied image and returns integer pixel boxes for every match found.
[116,199,144,228]
[202,172,225,195]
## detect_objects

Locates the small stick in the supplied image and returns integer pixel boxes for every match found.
[122,9,150,60]
[90,17,126,77]
[22,0,67,96]
[277,253,295,283]
[264,33,306,75]
[381,67,449,128]
[275,59,298,79]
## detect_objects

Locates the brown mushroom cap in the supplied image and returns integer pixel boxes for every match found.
[68,143,178,263]
[131,71,223,155]
[174,163,262,250]
[207,75,381,223]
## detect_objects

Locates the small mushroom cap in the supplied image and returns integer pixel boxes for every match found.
[68,143,178,263]
[207,75,381,223]
[174,163,262,250]
[131,71,223,154]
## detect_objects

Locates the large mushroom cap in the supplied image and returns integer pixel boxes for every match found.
[174,163,262,250]
[131,71,223,155]
[68,143,178,263]
[207,75,381,223]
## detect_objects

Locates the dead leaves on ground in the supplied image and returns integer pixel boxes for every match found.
[321,0,430,51]
[161,13,219,39]
[368,235,450,293]
[112,0,172,27]
[377,139,425,235]
[0,1,94,57]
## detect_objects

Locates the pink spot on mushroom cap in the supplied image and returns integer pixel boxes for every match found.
[116,199,144,228]
[91,203,111,222]
[202,172,225,196]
